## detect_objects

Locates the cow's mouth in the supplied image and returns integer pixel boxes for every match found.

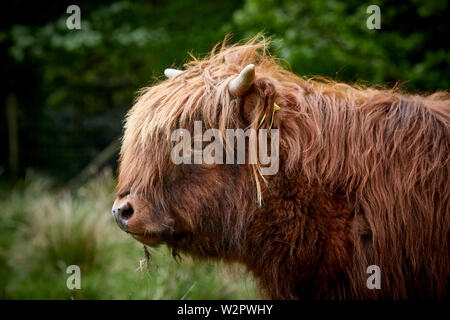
[128,231,164,246]
[112,197,171,246]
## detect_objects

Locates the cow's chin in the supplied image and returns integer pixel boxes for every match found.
[128,232,164,246]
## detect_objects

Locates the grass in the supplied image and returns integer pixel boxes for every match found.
[0,169,259,299]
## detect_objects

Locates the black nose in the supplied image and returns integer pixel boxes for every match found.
[112,201,134,231]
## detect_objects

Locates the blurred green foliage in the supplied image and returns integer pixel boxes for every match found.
[228,0,449,89]
[0,0,449,179]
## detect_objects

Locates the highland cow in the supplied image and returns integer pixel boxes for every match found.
[112,38,449,299]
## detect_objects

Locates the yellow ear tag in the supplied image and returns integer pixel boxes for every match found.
[269,103,281,130]
[258,103,280,130]
[257,110,268,129]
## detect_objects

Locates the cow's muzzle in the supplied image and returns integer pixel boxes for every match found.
[112,200,134,231]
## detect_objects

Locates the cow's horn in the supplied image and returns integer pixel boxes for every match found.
[229,64,255,96]
[164,68,183,78]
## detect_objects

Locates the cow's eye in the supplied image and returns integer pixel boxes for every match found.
[117,188,131,199]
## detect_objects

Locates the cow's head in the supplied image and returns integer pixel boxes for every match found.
[112,43,285,257]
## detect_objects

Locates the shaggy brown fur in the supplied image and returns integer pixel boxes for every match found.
[116,37,449,299]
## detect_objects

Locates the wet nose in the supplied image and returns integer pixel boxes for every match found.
[112,200,134,231]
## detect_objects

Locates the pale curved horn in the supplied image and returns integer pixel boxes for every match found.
[164,68,183,78]
[228,64,255,96]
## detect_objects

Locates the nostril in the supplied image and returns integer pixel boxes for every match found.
[112,200,134,222]
[120,206,134,220]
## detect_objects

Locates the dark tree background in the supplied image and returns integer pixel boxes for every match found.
[1,0,449,183]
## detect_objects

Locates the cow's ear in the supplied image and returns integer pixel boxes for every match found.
[240,77,277,127]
